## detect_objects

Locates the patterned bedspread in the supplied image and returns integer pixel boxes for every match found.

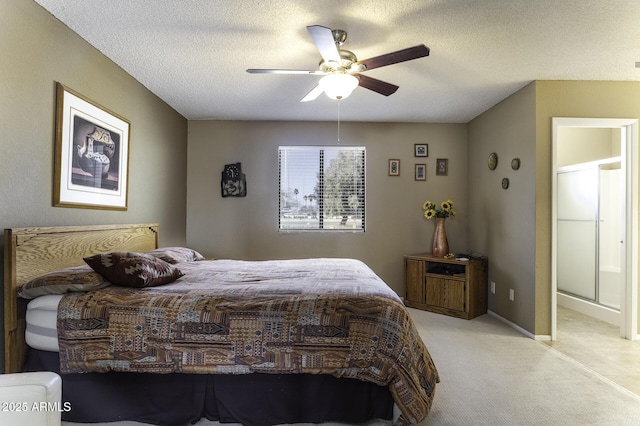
[57,258,439,424]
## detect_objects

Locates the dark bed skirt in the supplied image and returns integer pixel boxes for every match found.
[23,349,394,426]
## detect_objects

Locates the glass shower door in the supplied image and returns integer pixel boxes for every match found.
[598,164,623,310]
[557,163,623,309]
[557,168,598,301]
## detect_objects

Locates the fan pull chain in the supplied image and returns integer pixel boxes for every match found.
[337,99,341,144]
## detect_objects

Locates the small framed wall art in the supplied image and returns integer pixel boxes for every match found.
[415,164,426,181]
[414,144,428,157]
[53,82,130,210]
[436,158,448,176]
[388,159,400,176]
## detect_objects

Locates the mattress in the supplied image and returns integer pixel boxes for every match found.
[26,295,62,352]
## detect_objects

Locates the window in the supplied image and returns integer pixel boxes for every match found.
[279,146,365,231]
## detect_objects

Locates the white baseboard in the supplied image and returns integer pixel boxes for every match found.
[487,310,551,341]
[488,308,640,341]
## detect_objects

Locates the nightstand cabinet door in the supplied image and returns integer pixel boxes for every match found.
[425,277,465,312]
[404,258,425,304]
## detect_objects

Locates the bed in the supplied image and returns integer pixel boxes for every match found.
[4,223,439,425]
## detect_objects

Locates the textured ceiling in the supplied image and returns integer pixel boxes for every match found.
[34,0,640,123]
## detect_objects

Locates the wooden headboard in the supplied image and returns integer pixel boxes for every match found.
[4,223,159,373]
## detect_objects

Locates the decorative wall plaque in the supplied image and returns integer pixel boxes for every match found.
[221,162,246,197]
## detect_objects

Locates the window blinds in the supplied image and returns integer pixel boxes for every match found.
[278,146,365,231]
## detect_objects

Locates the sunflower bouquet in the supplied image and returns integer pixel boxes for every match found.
[423,199,456,220]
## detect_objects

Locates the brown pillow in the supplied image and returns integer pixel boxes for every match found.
[84,252,184,288]
[18,265,110,299]
[146,247,205,264]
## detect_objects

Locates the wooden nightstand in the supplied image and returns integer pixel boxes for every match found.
[404,253,488,319]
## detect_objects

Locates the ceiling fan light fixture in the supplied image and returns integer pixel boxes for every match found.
[319,73,359,100]
[248,25,430,102]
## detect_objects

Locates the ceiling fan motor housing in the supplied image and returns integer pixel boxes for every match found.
[320,50,360,73]
[317,29,362,73]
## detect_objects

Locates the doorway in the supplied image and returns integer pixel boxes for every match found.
[557,160,623,316]
[551,118,638,341]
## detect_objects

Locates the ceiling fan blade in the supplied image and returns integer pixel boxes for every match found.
[307,25,341,64]
[246,68,325,75]
[356,44,430,71]
[355,74,399,96]
[300,85,324,102]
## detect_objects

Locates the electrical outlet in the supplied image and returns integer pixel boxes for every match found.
[490,282,496,294]
[509,288,515,301]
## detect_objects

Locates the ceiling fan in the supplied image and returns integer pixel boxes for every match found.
[246,25,430,102]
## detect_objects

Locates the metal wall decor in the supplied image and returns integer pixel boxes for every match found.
[221,162,246,197]
[487,152,498,170]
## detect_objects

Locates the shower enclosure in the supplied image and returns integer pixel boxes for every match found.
[552,117,638,340]
[557,161,623,312]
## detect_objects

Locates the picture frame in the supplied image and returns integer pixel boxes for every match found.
[388,159,400,176]
[414,144,428,157]
[436,158,448,176]
[53,82,130,210]
[415,164,427,181]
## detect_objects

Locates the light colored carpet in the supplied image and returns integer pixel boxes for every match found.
[63,308,640,426]
[417,308,640,425]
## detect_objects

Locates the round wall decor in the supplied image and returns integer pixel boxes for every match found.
[511,158,521,170]
[488,152,498,170]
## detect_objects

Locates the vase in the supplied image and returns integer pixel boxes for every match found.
[431,217,449,258]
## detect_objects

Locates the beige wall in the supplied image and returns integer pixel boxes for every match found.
[187,120,468,295]
[468,83,538,333]
[470,80,640,337]
[0,0,188,240]
[557,127,621,167]
[535,81,640,336]
[1,0,188,368]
